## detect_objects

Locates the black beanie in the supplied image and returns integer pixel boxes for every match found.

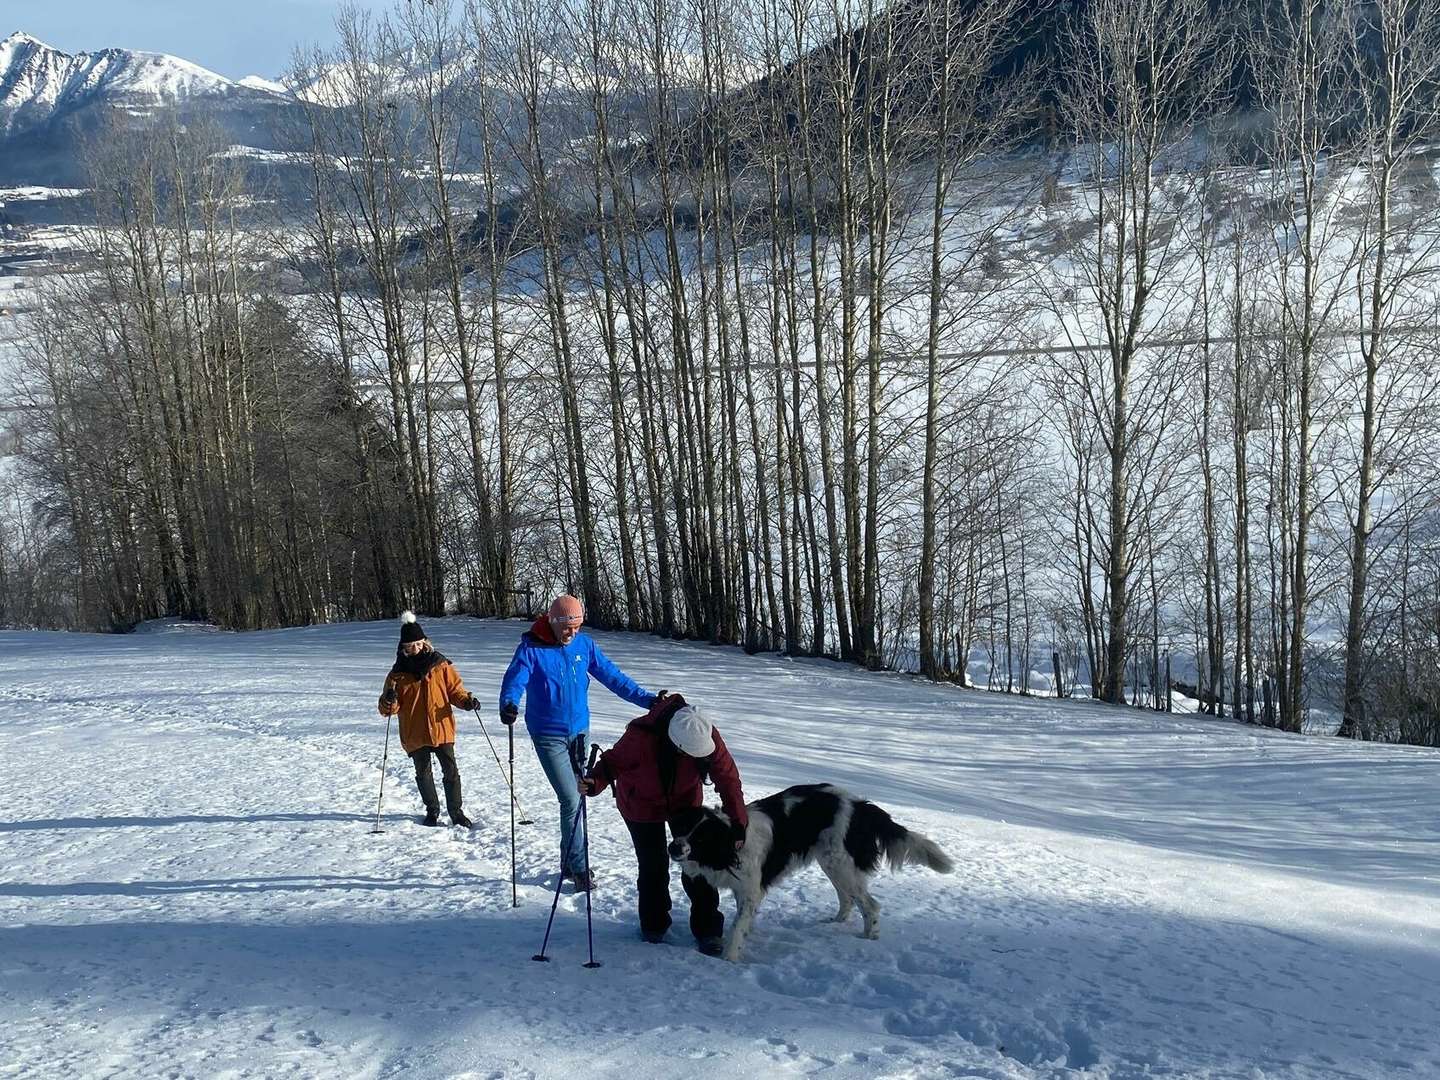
[399,610,426,643]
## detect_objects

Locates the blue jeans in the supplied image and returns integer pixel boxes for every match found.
[533,733,587,875]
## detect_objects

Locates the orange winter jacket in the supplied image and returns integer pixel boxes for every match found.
[378,652,473,754]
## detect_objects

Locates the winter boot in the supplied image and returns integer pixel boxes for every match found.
[568,869,594,892]
[450,810,474,828]
[422,808,441,827]
[696,936,723,958]
[641,929,666,945]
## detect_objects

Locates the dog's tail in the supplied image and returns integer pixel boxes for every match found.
[887,828,954,874]
[852,799,955,874]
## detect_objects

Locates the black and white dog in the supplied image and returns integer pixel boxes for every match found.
[668,784,953,962]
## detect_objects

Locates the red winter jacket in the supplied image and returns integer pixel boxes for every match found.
[587,695,749,829]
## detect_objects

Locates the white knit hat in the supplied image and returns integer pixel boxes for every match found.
[667,705,715,757]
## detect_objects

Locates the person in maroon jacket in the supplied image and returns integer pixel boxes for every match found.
[580,695,748,956]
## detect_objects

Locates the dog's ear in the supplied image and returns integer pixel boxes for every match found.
[690,810,741,871]
[669,806,703,833]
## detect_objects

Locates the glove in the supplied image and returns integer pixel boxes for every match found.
[381,686,397,707]
[730,820,746,851]
[653,689,670,704]
[462,695,480,711]
[500,703,519,726]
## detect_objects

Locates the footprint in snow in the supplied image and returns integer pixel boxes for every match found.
[758,1035,800,1056]
[896,945,968,983]
[859,971,926,1006]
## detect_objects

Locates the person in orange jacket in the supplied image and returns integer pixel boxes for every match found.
[378,611,481,828]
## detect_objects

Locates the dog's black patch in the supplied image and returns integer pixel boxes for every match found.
[844,798,907,874]
[668,806,705,837]
[670,806,739,872]
[752,785,841,890]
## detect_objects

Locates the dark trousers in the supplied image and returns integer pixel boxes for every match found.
[410,743,462,816]
[625,819,723,941]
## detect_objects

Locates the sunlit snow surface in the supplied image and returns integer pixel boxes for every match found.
[0,618,1435,1079]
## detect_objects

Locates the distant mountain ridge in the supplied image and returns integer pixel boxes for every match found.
[0,30,303,185]
[0,31,289,137]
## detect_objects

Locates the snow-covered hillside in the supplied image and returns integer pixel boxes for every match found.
[0,619,1435,1078]
[237,75,289,96]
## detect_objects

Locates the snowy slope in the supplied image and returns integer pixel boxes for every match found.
[238,75,290,96]
[0,618,1436,1079]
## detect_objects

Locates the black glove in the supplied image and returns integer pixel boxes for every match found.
[653,689,670,703]
[500,703,519,726]
[381,686,397,707]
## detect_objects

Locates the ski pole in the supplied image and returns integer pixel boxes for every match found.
[531,808,584,963]
[580,742,601,969]
[472,707,535,825]
[531,852,568,962]
[532,741,596,963]
[372,713,392,834]
[509,717,518,908]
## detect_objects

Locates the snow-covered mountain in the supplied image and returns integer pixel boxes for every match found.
[0,31,304,185]
[0,30,286,139]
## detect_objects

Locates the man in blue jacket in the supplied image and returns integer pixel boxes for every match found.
[499,594,661,890]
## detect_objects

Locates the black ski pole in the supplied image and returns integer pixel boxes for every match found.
[580,742,601,969]
[372,713,392,835]
[531,854,568,962]
[508,717,517,908]
[472,707,535,826]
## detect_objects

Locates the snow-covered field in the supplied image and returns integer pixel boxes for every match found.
[0,618,1436,1079]
[0,186,86,203]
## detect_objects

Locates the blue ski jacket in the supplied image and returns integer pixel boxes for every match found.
[499,617,656,738]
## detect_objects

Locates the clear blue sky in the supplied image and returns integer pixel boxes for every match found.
[16,0,395,80]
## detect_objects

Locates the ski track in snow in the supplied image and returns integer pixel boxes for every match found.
[0,618,1436,1079]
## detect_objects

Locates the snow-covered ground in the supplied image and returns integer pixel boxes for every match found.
[0,618,1436,1079]
[0,186,86,203]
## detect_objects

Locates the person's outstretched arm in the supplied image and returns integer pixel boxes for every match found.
[587,641,655,707]
[708,730,749,831]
